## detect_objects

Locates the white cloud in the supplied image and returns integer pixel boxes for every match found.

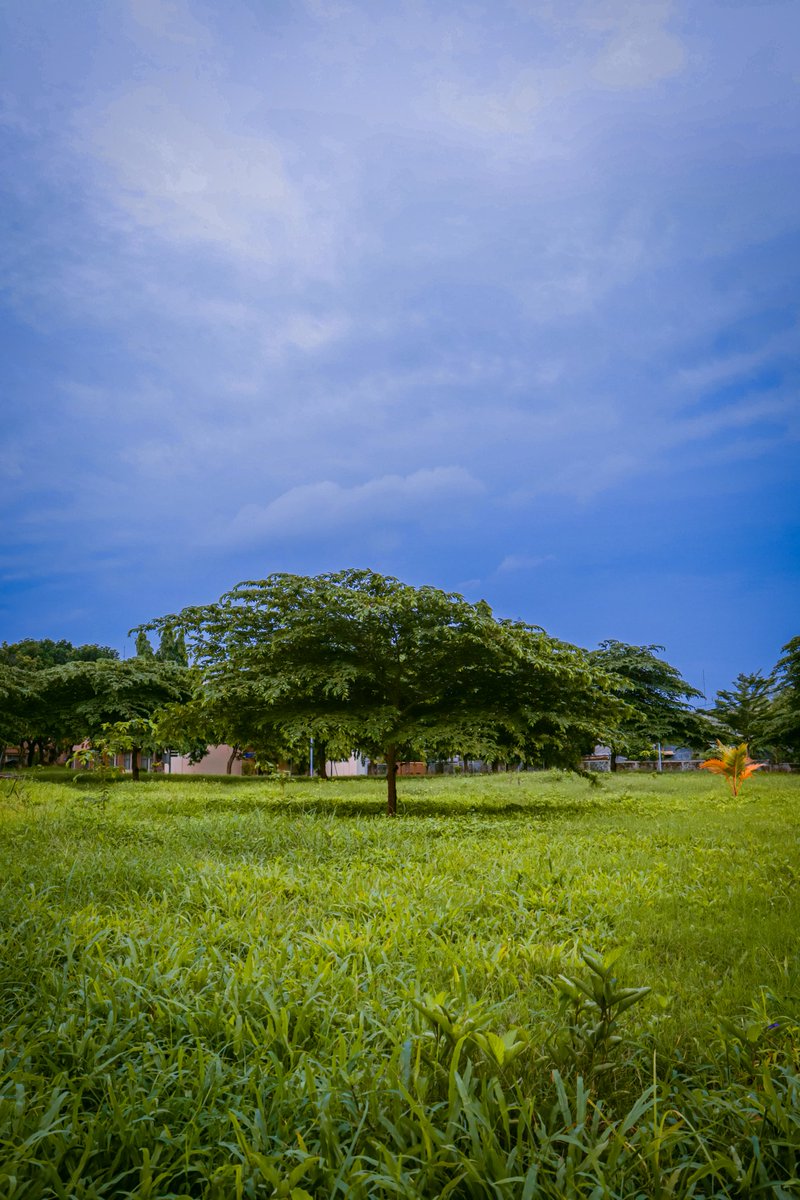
[564,0,687,89]
[127,0,212,47]
[75,80,349,280]
[81,86,293,251]
[430,0,686,152]
[675,328,800,393]
[263,313,352,360]
[497,554,554,572]
[592,24,686,89]
[437,70,540,135]
[215,467,485,544]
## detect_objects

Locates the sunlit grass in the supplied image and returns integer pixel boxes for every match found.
[1,771,798,1197]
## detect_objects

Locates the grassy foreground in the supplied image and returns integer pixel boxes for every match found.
[1,771,799,1199]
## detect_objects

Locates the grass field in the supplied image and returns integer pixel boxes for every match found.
[1,771,799,1198]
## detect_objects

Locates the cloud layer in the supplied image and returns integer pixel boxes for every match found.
[0,0,798,693]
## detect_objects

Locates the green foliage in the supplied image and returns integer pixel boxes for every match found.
[135,628,189,665]
[590,640,709,760]
[144,569,622,813]
[0,639,119,764]
[44,657,192,741]
[0,662,33,747]
[768,635,800,758]
[155,626,188,665]
[551,945,651,1074]
[1,771,798,1198]
[0,638,118,669]
[0,656,193,776]
[67,746,123,810]
[711,671,773,755]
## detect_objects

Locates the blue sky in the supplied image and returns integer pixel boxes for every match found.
[1,0,798,699]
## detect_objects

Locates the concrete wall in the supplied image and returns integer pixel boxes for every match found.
[166,747,369,777]
[167,745,243,775]
[325,754,370,777]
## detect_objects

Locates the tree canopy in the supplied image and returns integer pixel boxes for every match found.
[710,672,773,756]
[0,639,118,669]
[589,640,708,766]
[145,569,622,813]
[767,636,800,758]
[0,641,191,772]
[0,639,119,765]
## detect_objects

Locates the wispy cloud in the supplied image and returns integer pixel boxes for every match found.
[1,0,798,684]
[675,328,800,394]
[589,1,687,89]
[213,468,486,544]
[497,554,554,573]
[77,85,332,273]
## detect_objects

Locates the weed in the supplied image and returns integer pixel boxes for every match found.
[550,944,651,1075]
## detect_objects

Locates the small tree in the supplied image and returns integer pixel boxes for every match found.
[699,741,764,796]
[96,718,161,781]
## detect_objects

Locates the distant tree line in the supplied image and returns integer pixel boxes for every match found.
[1,571,797,812]
[0,633,192,776]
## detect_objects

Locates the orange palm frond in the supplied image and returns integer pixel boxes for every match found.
[699,741,764,796]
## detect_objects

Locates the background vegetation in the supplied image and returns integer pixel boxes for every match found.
[2,575,798,802]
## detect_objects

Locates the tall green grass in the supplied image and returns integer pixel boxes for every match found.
[1,772,798,1197]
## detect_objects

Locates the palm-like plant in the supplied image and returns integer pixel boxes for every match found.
[699,740,764,796]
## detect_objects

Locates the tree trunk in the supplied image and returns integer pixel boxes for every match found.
[315,740,328,780]
[131,746,141,782]
[226,745,239,775]
[385,745,398,817]
[609,746,618,773]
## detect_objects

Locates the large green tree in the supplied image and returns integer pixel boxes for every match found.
[145,569,621,814]
[589,641,708,769]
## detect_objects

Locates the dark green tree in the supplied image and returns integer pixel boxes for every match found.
[135,628,189,665]
[0,665,36,766]
[766,636,800,759]
[0,639,119,765]
[155,627,188,665]
[710,672,773,755]
[135,630,155,659]
[0,639,118,670]
[30,658,192,780]
[144,570,621,814]
[590,641,707,769]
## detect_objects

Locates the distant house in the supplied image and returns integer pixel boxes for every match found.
[163,747,370,777]
[67,742,371,777]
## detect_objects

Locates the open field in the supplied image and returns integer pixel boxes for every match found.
[1,772,799,1198]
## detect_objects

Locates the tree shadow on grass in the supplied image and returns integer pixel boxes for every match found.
[144,793,608,822]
